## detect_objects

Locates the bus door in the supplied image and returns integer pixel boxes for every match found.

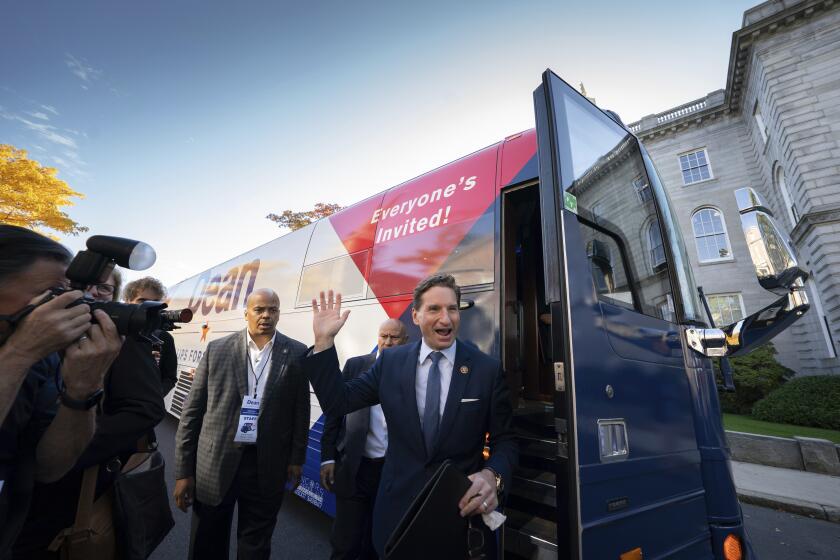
[532,70,714,559]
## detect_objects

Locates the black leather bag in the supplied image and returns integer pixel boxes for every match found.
[384,461,472,560]
[111,448,174,560]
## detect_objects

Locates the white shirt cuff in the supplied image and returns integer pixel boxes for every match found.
[320,460,336,466]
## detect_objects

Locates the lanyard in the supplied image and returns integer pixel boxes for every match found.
[246,346,272,398]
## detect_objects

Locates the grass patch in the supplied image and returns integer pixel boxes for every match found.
[723,413,840,444]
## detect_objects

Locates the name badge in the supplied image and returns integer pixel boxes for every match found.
[234,396,261,444]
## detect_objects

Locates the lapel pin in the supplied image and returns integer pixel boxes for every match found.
[460,366,469,375]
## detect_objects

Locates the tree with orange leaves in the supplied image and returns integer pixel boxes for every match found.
[266,202,342,231]
[0,144,87,235]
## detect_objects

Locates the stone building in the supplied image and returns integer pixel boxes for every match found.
[627,0,840,376]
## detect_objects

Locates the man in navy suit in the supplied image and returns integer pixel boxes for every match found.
[308,274,517,558]
[320,318,408,559]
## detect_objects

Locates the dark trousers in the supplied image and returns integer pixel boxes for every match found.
[330,457,384,560]
[189,447,284,560]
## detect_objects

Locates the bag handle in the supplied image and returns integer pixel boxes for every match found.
[74,465,99,533]
[48,465,99,552]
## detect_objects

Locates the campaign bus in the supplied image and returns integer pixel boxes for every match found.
[163,71,809,559]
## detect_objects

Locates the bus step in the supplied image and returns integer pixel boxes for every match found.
[503,509,557,559]
[512,413,555,439]
[517,434,556,459]
[511,474,556,508]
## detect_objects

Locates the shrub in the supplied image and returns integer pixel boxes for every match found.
[752,375,840,430]
[716,343,792,415]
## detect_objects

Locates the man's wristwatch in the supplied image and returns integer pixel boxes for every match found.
[485,467,504,496]
[59,387,104,410]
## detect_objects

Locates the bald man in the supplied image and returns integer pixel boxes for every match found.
[320,319,407,560]
[174,289,310,560]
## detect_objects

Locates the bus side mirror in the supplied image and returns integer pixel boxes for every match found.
[687,188,811,359]
[735,187,807,294]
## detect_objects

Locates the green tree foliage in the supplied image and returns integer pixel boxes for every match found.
[717,343,793,415]
[752,375,840,430]
[266,202,342,231]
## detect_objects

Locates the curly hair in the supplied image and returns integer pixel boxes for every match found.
[123,276,167,303]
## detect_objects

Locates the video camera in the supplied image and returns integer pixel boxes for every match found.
[55,235,192,342]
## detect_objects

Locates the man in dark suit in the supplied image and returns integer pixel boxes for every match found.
[174,288,310,560]
[320,318,408,560]
[308,274,517,558]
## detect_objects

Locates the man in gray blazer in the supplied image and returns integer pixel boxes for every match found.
[174,288,310,560]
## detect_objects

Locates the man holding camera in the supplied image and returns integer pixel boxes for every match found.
[0,226,123,556]
[11,264,167,558]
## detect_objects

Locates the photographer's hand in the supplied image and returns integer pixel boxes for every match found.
[0,290,92,425]
[61,309,123,398]
[34,310,123,483]
[6,290,92,362]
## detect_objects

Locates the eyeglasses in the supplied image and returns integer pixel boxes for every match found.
[467,517,486,559]
[91,283,115,295]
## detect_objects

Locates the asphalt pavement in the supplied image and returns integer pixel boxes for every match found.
[151,416,839,559]
[150,416,331,560]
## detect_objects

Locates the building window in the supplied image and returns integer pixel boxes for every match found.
[774,163,799,228]
[591,201,604,225]
[656,294,676,323]
[647,220,666,272]
[633,175,652,203]
[753,101,769,144]
[692,207,732,262]
[706,293,745,326]
[679,149,712,185]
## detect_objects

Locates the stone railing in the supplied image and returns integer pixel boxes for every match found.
[627,89,726,135]
[657,99,707,124]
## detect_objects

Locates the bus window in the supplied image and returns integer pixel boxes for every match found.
[557,93,674,318]
[297,250,369,306]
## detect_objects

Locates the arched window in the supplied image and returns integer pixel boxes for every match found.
[774,164,799,228]
[691,207,732,263]
[647,219,666,272]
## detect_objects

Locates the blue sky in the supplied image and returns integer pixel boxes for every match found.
[2,0,757,286]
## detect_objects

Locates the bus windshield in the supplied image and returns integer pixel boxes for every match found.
[552,83,702,324]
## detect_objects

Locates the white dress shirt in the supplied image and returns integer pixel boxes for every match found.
[246,330,276,401]
[363,352,388,459]
[416,340,456,428]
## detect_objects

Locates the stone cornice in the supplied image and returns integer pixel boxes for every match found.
[628,0,838,141]
[790,202,840,245]
[725,0,837,113]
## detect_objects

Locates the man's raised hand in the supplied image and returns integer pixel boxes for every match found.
[311,290,350,352]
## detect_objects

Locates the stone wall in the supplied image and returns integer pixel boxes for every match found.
[627,0,840,375]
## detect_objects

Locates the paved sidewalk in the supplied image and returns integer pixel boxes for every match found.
[732,461,840,523]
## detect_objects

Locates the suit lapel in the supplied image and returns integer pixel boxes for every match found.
[438,340,471,450]
[263,333,291,399]
[235,329,249,399]
[357,353,377,436]
[400,341,426,458]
